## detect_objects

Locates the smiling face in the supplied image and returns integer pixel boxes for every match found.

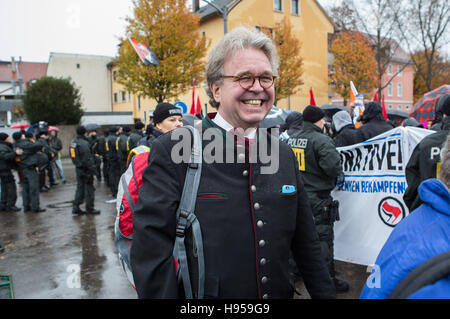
[210,48,275,130]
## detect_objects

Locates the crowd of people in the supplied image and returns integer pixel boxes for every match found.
[1,26,448,299]
[0,122,65,215]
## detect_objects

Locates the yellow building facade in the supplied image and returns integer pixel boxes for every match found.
[110,0,334,121]
[109,61,156,124]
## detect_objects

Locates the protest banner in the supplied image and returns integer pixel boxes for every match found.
[332,126,435,266]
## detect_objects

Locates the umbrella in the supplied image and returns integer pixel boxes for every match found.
[320,104,349,120]
[10,123,30,129]
[259,106,290,128]
[411,84,450,122]
[48,126,59,131]
[85,123,100,131]
[320,104,349,112]
[26,123,39,133]
[387,109,409,119]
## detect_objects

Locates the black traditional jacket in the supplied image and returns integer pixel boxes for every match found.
[131,114,335,299]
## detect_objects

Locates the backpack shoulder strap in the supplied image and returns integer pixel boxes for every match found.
[388,250,450,299]
[173,125,204,299]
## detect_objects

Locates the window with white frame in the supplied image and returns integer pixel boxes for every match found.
[113,93,118,103]
[398,105,402,110]
[405,105,410,110]
[274,0,282,11]
[397,83,402,97]
[122,91,126,102]
[388,104,393,109]
[291,0,299,15]
[397,65,402,77]
[388,64,393,75]
[388,83,393,96]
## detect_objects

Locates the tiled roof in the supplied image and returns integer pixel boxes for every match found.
[0,61,48,89]
[18,62,48,86]
[0,62,12,82]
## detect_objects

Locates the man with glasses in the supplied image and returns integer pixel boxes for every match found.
[131,27,335,299]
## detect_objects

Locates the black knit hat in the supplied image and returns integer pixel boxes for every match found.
[153,102,182,124]
[135,121,145,130]
[12,131,23,141]
[303,105,325,123]
[123,126,131,133]
[0,133,8,141]
[109,126,119,134]
[77,125,87,136]
[24,132,34,139]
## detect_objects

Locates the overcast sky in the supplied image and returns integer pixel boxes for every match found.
[0,0,338,63]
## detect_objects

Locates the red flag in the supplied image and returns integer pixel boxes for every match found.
[195,94,202,115]
[309,87,317,106]
[190,81,197,115]
[373,92,379,102]
[381,95,388,121]
[190,80,202,115]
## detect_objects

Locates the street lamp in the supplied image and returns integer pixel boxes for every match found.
[201,0,242,34]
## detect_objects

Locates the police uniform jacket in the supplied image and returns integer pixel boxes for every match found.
[73,135,96,176]
[0,141,17,173]
[403,117,450,211]
[14,139,43,169]
[128,130,144,151]
[287,122,342,194]
[131,115,335,299]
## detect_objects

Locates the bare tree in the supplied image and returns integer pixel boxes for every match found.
[346,0,409,101]
[394,0,450,91]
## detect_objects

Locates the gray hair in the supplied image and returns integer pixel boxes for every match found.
[439,134,450,189]
[205,26,279,109]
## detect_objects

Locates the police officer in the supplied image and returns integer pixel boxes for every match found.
[127,121,145,153]
[117,126,130,174]
[0,133,23,212]
[287,105,349,293]
[106,126,122,197]
[15,132,46,213]
[87,128,102,181]
[70,125,100,215]
[404,96,450,211]
[97,130,109,186]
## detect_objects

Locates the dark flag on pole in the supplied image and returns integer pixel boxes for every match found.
[129,38,160,66]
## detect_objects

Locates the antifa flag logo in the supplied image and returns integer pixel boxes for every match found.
[378,197,406,227]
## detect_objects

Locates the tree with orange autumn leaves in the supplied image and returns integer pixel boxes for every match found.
[412,49,450,103]
[330,31,377,106]
[117,0,209,103]
[273,17,304,105]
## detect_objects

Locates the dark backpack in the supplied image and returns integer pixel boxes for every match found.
[114,125,205,298]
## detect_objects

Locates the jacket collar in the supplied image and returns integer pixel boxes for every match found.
[303,121,324,133]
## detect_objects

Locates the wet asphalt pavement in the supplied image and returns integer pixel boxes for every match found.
[0,159,368,299]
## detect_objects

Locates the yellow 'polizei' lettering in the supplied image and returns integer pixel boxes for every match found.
[292,148,305,171]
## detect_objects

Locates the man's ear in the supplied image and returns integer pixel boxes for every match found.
[210,82,221,104]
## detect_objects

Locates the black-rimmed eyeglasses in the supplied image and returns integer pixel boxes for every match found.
[222,74,276,89]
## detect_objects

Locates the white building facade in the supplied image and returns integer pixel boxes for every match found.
[47,53,114,112]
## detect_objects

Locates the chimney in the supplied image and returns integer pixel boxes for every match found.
[11,57,17,76]
[192,0,200,12]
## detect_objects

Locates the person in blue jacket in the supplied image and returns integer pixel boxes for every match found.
[360,134,450,299]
